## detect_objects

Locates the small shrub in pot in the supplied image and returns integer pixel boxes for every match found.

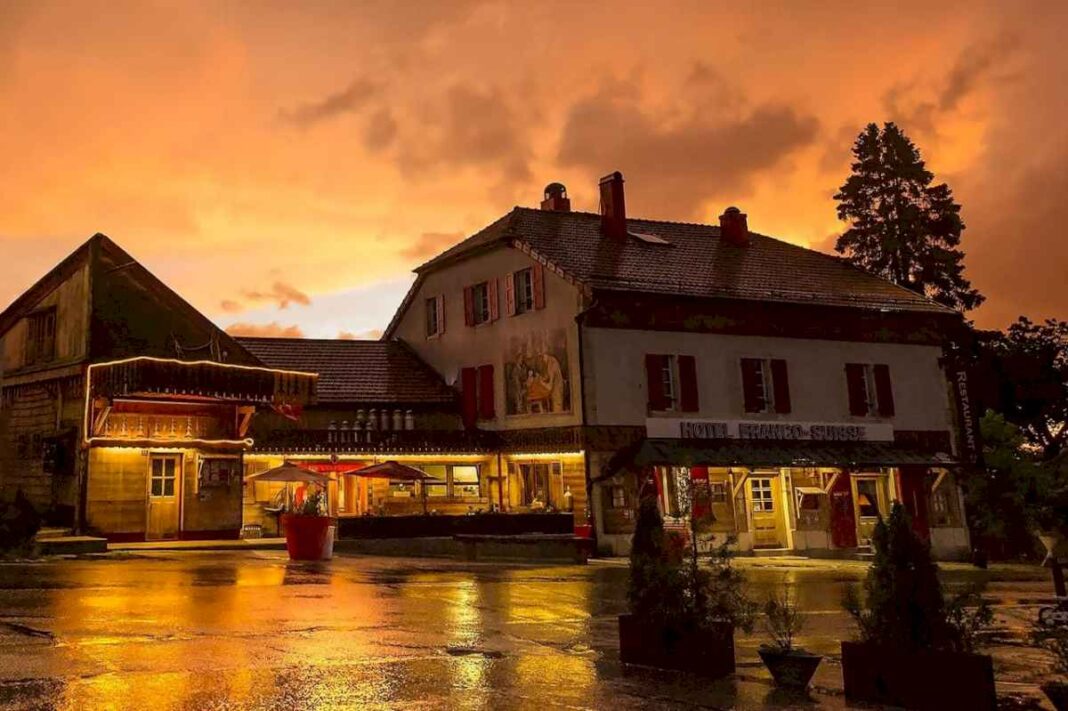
[758,591,822,689]
[841,502,995,710]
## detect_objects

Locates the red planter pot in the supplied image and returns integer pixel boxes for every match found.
[574,524,594,539]
[282,514,335,561]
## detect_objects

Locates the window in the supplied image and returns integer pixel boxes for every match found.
[25,308,57,366]
[463,280,498,326]
[149,456,178,497]
[845,363,895,417]
[750,477,774,512]
[709,481,728,503]
[518,462,561,508]
[425,296,444,338]
[513,269,534,314]
[422,465,448,498]
[855,479,881,518]
[611,486,627,509]
[740,358,791,414]
[645,354,698,412]
[451,465,480,498]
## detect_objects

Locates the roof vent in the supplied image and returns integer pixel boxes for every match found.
[719,206,749,247]
[599,171,627,240]
[541,182,571,212]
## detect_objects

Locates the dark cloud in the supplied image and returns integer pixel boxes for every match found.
[279,78,380,128]
[884,34,1018,136]
[225,321,304,338]
[557,78,820,219]
[401,231,464,260]
[364,109,398,151]
[394,83,533,185]
[240,281,311,309]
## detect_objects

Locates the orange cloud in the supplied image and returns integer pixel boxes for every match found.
[239,282,311,310]
[226,322,305,338]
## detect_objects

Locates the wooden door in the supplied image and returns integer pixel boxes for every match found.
[146,455,181,540]
[748,476,782,548]
[852,475,889,545]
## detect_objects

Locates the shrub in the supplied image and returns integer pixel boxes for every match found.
[296,489,326,517]
[763,590,805,653]
[843,501,992,653]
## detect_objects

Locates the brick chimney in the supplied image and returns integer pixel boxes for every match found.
[599,171,627,240]
[540,182,571,212]
[719,206,749,247]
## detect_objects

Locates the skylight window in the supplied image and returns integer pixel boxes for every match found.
[630,231,671,245]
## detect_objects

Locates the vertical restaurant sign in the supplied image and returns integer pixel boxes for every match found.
[953,367,978,463]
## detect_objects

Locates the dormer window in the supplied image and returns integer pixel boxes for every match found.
[25,308,57,366]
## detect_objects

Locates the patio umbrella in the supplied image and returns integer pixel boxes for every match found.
[247,463,332,484]
[350,461,433,514]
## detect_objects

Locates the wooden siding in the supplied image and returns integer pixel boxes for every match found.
[1,263,90,374]
[86,448,149,535]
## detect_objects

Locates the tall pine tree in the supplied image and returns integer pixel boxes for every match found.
[834,122,983,311]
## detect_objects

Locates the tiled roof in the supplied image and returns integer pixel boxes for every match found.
[235,337,456,405]
[418,207,955,314]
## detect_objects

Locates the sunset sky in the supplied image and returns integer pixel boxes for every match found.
[1,0,1065,338]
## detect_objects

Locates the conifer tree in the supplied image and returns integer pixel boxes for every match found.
[834,122,983,311]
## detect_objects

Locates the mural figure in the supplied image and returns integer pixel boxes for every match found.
[505,329,570,415]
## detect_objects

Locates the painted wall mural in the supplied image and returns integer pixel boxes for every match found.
[505,329,571,415]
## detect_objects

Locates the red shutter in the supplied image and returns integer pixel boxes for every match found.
[740,358,765,413]
[678,355,699,412]
[532,262,545,309]
[437,295,446,334]
[845,363,868,416]
[770,359,791,414]
[463,286,475,327]
[645,354,668,411]
[461,367,478,428]
[690,466,710,518]
[873,364,895,417]
[504,273,516,316]
[488,278,499,321]
[478,364,495,419]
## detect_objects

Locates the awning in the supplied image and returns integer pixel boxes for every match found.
[601,438,956,479]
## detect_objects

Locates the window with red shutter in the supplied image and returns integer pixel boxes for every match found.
[463,286,475,327]
[678,355,699,412]
[532,262,545,309]
[461,367,478,428]
[487,278,499,321]
[740,358,766,413]
[504,272,516,316]
[873,364,895,417]
[645,354,669,411]
[478,364,495,419]
[770,359,791,414]
[437,294,445,334]
[845,363,869,416]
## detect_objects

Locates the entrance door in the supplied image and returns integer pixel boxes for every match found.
[748,476,782,548]
[852,475,889,545]
[829,473,858,548]
[147,455,181,540]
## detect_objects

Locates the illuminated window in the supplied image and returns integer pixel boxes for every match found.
[709,481,728,503]
[856,479,880,518]
[611,486,626,509]
[451,465,480,498]
[150,456,178,497]
[518,462,560,507]
[750,478,774,512]
[422,465,448,498]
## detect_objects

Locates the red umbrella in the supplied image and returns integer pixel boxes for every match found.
[350,461,432,481]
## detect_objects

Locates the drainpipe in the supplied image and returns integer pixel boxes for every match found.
[575,302,598,553]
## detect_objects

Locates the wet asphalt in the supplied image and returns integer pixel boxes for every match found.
[0,552,1058,710]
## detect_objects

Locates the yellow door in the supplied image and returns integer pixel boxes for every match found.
[147,455,181,540]
[852,475,889,545]
[748,476,783,548]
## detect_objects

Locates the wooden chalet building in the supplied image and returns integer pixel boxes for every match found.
[0,235,316,541]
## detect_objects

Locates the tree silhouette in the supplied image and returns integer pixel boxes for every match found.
[834,122,983,311]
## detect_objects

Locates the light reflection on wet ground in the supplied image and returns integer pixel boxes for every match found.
[0,552,1055,710]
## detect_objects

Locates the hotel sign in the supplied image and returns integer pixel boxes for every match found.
[646,418,894,442]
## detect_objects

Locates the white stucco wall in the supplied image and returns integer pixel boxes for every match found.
[391,245,585,431]
[583,327,955,437]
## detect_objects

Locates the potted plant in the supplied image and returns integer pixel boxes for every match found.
[841,502,995,710]
[281,489,334,561]
[758,591,822,689]
[619,474,755,678]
